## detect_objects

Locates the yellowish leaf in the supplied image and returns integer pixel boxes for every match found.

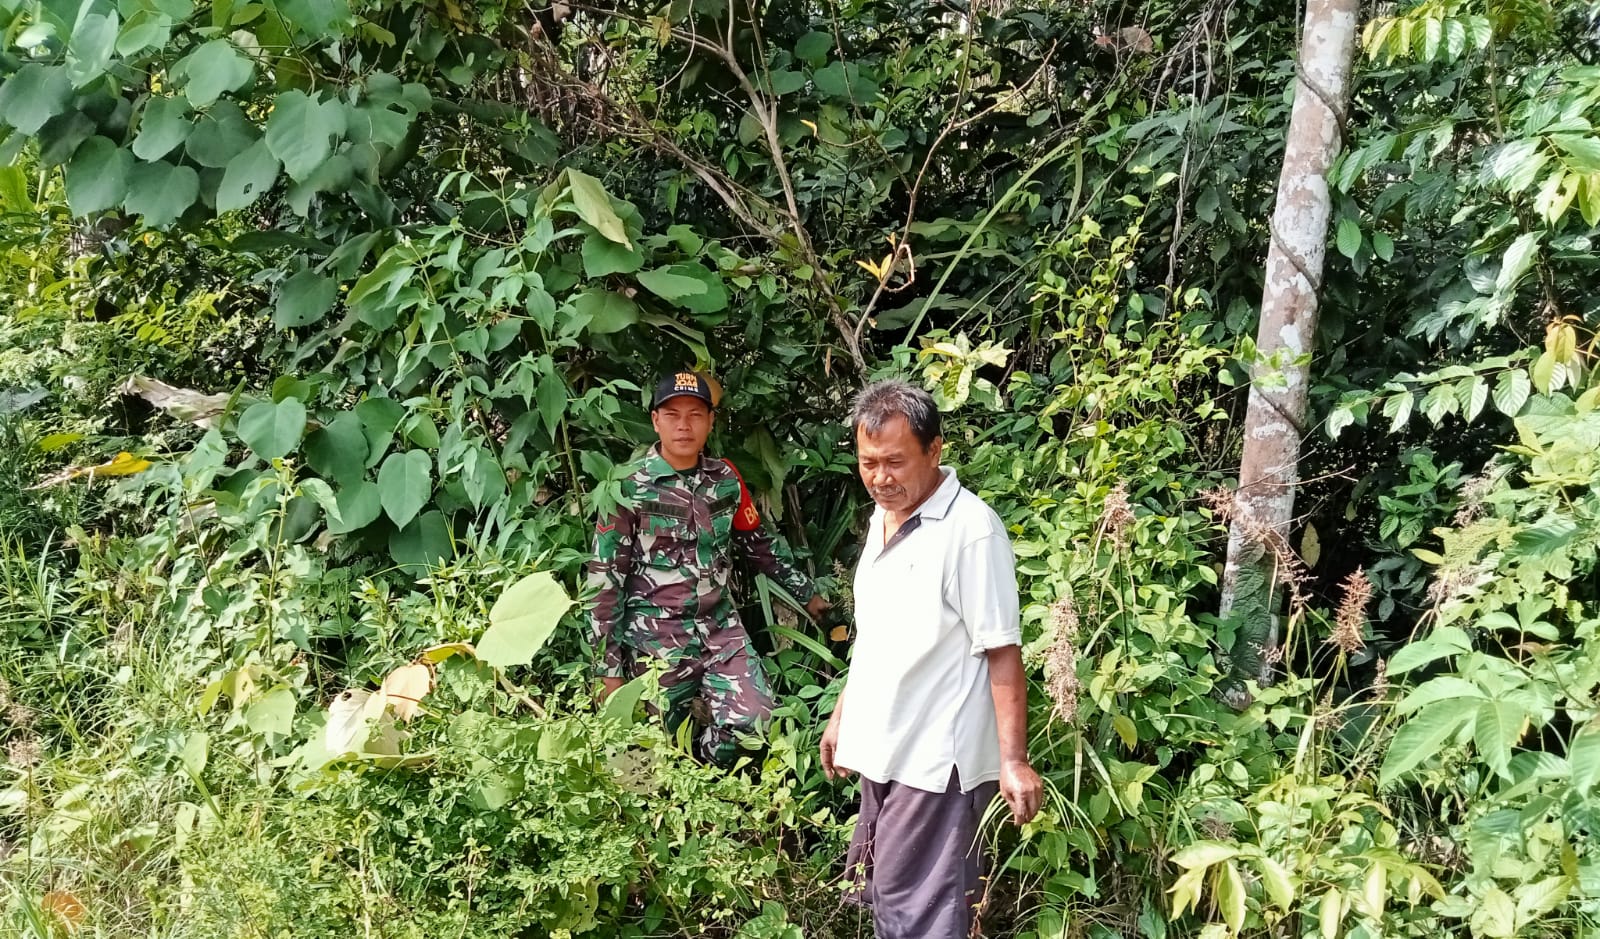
[1300,523,1321,568]
[800,119,818,136]
[417,642,476,664]
[829,624,850,642]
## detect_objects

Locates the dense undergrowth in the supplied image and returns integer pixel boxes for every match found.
[3,0,1600,936]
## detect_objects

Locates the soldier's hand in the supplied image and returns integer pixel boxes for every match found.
[805,594,832,620]
[820,714,852,780]
[598,676,626,702]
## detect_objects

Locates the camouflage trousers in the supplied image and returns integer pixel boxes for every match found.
[625,623,773,767]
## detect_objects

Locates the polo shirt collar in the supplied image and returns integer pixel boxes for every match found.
[914,467,962,521]
[644,444,712,481]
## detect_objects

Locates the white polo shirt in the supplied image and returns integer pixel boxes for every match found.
[834,467,1021,794]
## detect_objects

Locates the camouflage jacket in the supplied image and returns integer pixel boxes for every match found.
[587,447,816,678]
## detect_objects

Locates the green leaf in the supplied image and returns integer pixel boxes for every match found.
[1217,861,1246,935]
[1387,625,1471,675]
[1472,886,1516,939]
[218,139,281,213]
[304,412,367,483]
[580,230,643,276]
[536,368,566,439]
[277,0,346,37]
[602,674,648,726]
[377,449,432,528]
[66,12,120,87]
[0,65,74,134]
[236,398,307,459]
[566,169,630,247]
[794,31,832,66]
[1493,368,1531,416]
[1372,231,1395,262]
[1170,841,1240,869]
[1457,375,1488,422]
[1252,855,1295,910]
[265,90,348,181]
[658,262,727,315]
[186,102,256,167]
[1515,876,1573,921]
[389,510,451,571]
[1326,404,1356,438]
[570,288,639,335]
[132,96,191,161]
[767,69,806,96]
[274,268,336,327]
[1382,389,1414,432]
[812,61,853,98]
[476,571,574,668]
[1496,231,1540,294]
[1380,702,1469,785]
[1571,728,1600,797]
[64,136,132,215]
[181,39,253,108]
[123,161,200,227]
[1473,699,1526,779]
[636,266,710,302]
[117,10,173,55]
[243,685,296,737]
[1335,217,1361,259]
[356,396,405,465]
[327,480,381,533]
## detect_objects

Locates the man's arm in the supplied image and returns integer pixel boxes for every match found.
[957,529,1041,823]
[587,502,637,698]
[820,687,851,779]
[987,645,1042,824]
[721,461,828,617]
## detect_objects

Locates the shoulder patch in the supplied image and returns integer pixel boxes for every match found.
[720,459,762,531]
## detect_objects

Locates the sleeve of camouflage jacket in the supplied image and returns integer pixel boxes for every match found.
[734,524,816,604]
[587,499,638,678]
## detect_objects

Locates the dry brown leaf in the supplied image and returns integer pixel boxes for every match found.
[380,663,433,721]
[829,625,851,642]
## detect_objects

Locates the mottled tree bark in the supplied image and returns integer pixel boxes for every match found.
[1219,0,1359,695]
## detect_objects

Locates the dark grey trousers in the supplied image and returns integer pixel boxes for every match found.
[843,767,999,939]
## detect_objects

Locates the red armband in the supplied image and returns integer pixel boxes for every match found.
[720,458,762,531]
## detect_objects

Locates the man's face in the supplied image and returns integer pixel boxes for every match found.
[856,415,943,515]
[651,397,713,466]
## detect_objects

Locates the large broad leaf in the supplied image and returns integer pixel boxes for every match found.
[1380,702,1469,785]
[273,267,336,327]
[327,480,381,533]
[570,288,638,335]
[356,396,405,465]
[218,139,281,213]
[304,411,367,483]
[132,96,191,161]
[1473,699,1528,780]
[476,571,574,668]
[636,266,710,303]
[0,64,73,134]
[581,230,643,276]
[123,161,199,227]
[186,102,256,167]
[236,398,307,460]
[180,39,253,108]
[1572,727,1600,797]
[265,90,347,181]
[602,675,648,726]
[377,449,431,529]
[566,169,630,247]
[66,12,119,87]
[64,136,132,215]
[389,510,451,572]
[117,9,173,55]
[536,368,566,439]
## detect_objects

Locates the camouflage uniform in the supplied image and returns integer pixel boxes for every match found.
[588,445,815,765]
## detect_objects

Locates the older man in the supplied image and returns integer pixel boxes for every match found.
[821,379,1042,939]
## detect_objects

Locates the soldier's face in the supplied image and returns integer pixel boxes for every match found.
[652,398,713,467]
[856,416,943,515]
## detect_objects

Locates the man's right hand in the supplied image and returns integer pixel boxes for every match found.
[598,676,626,701]
[820,714,852,780]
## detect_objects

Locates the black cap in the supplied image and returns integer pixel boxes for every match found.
[650,371,716,410]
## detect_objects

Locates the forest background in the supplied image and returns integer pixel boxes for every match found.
[1,0,1599,936]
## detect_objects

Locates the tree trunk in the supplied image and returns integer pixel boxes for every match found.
[1218,0,1359,699]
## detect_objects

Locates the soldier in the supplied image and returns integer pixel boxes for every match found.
[588,370,830,766]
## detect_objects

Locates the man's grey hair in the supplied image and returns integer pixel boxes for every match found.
[850,379,941,450]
